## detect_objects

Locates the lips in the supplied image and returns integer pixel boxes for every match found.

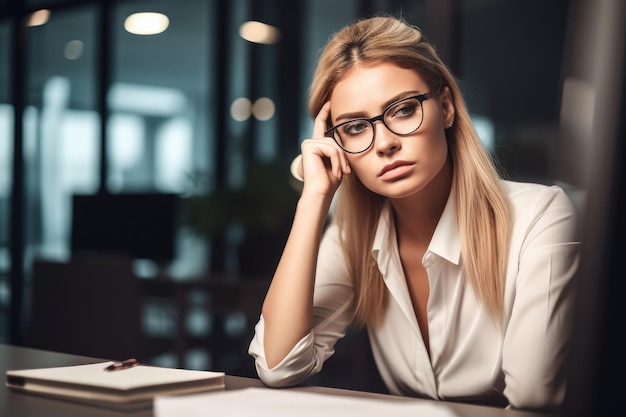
[378,160,415,178]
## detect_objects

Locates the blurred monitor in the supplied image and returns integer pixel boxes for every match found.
[560,1,626,416]
[71,193,179,263]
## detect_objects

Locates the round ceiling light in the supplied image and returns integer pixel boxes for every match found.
[239,21,281,45]
[252,98,275,121]
[27,9,50,27]
[231,98,252,121]
[124,12,169,35]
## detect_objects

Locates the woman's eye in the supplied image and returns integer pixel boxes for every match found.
[341,121,370,136]
[391,103,417,118]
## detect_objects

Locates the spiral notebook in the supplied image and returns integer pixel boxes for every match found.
[6,361,225,411]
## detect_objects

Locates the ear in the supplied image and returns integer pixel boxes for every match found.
[440,86,455,128]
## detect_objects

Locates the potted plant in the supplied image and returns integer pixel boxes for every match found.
[184,161,300,275]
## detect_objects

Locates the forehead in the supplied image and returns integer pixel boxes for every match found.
[330,62,428,114]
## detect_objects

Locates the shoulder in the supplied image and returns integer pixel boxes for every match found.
[501,180,578,216]
[501,180,580,242]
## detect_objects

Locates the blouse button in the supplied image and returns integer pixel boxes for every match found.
[422,252,433,267]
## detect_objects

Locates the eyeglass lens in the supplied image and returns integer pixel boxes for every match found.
[332,96,425,153]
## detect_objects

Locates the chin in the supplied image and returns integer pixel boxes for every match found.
[373,182,425,200]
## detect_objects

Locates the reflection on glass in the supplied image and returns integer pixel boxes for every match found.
[25,6,99,259]
[155,117,192,192]
[471,115,495,151]
[0,20,12,343]
[107,113,145,191]
[111,0,210,195]
[111,0,212,278]
[107,110,192,193]
[108,83,187,116]
[64,40,84,60]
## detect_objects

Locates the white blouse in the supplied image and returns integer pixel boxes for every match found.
[249,180,580,409]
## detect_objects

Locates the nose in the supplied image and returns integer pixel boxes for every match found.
[374,120,401,155]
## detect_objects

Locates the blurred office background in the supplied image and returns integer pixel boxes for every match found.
[0,0,584,393]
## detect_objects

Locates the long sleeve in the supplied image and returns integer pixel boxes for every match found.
[248,225,355,387]
[502,185,580,410]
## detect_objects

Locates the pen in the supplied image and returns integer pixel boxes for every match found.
[104,358,138,372]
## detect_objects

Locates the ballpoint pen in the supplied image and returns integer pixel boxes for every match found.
[104,358,138,372]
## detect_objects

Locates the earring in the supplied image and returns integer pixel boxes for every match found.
[447,122,454,129]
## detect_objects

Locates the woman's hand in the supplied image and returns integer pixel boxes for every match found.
[299,102,351,198]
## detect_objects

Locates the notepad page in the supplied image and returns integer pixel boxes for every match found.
[7,362,225,391]
[154,388,459,417]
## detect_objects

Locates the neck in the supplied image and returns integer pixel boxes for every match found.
[390,159,453,245]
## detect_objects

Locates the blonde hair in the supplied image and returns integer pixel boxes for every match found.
[309,16,512,328]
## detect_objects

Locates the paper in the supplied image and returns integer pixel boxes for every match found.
[7,362,224,390]
[154,387,459,417]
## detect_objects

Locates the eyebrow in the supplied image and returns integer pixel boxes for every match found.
[333,90,424,123]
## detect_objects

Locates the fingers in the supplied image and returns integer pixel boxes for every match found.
[323,146,345,181]
[294,101,352,188]
[312,101,332,138]
[300,139,349,182]
[314,101,351,176]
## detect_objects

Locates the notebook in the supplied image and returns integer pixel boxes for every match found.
[6,361,225,411]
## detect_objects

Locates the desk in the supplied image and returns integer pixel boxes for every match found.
[1,344,554,417]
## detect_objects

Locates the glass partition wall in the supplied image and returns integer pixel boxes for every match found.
[0,18,12,343]
[24,5,99,261]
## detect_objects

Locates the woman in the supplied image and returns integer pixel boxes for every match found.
[248,16,579,411]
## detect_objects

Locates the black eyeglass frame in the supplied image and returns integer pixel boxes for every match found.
[325,92,434,154]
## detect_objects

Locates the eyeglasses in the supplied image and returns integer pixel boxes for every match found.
[325,92,433,154]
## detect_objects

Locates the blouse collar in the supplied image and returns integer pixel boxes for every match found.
[371,187,461,270]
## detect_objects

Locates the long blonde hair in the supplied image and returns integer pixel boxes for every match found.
[309,16,512,328]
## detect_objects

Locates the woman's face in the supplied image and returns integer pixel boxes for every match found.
[329,62,455,200]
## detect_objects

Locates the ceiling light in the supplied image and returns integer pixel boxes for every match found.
[27,9,50,27]
[230,98,252,121]
[252,98,275,121]
[239,21,281,45]
[64,40,84,60]
[124,12,169,35]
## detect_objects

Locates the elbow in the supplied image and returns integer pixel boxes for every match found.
[248,319,325,388]
[254,359,317,388]
[257,368,301,388]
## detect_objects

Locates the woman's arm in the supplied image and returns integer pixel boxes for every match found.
[261,102,351,368]
[249,224,354,386]
[261,194,331,368]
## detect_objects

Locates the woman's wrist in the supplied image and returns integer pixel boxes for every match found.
[296,191,333,219]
